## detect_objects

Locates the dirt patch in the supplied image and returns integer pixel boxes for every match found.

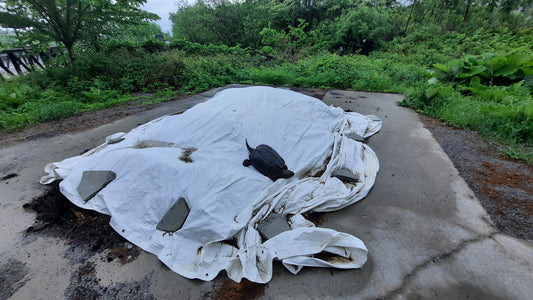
[420,115,533,240]
[23,184,140,261]
[65,262,155,300]
[206,278,267,300]
[313,251,353,264]
[106,247,141,264]
[303,211,327,226]
[0,93,187,148]
[179,147,197,163]
[0,259,29,300]
[290,87,328,99]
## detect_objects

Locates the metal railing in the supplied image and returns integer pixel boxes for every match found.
[0,46,62,79]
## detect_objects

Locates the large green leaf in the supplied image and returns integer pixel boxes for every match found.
[457,65,487,79]
[433,63,449,73]
[494,64,519,77]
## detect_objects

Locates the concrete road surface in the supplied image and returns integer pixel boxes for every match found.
[1,85,532,299]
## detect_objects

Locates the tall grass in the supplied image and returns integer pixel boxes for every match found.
[243,54,425,94]
[0,41,531,162]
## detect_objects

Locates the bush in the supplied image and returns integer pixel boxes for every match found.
[180,54,244,93]
[169,39,248,56]
[401,48,533,145]
[325,5,401,54]
[1,36,531,162]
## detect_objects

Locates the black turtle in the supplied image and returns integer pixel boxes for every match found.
[243,140,294,181]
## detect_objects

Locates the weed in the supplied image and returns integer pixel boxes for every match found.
[0,39,531,163]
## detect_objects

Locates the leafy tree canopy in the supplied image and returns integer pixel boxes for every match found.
[169,0,532,53]
[0,0,160,60]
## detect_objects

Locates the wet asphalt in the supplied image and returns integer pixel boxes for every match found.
[1,85,532,299]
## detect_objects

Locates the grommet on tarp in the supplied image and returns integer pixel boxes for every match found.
[77,171,116,202]
[156,197,190,233]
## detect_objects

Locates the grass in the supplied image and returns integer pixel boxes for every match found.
[242,54,425,94]
[0,44,531,163]
[499,144,533,164]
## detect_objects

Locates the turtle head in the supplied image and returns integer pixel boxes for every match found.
[281,168,294,179]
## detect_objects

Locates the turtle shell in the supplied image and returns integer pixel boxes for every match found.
[243,143,294,181]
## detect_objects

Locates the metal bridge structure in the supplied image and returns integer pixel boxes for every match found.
[0,46,62,79]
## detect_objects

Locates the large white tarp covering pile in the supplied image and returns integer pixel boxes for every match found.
[40,86,382,283]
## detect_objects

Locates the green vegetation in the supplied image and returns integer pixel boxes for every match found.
[402,47,533,145]
[0,0,159,60]
[1,0,532,162]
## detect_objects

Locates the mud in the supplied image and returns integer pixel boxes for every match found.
[23,184,140,261]
[290,87,328,100]
[179,147,197,163]
[105,247,141,264]
[0,259,28,300]
[65,262,155,300]
[3,87,532,299]
[313,251,354,264]
[206,278,267,300]
[421,115,533,240]
[303,211,327,226]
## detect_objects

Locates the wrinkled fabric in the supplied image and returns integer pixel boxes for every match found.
[41,86,381,283]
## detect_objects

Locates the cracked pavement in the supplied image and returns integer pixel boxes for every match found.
[1,85,532,299]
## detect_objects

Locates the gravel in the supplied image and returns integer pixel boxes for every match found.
[420,115,533,240]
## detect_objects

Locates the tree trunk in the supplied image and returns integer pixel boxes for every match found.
[91,36,101,52]
[403,0,418,34]
[463,0,471,22]
[66,44,76,61]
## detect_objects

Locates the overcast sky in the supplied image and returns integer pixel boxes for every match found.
[142,0,196,34]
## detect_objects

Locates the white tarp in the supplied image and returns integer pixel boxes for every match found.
[40,86,382,283]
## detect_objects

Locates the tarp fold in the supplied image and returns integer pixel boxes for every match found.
[40,86,381,283]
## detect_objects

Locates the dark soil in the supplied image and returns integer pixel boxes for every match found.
[16,88,533,244]
[303,211,327,226]
[290,87,328,100]
[420,115,533,240]
[205,279,267,300]
[65,261,155,300]
[0,259,28,300]
[23,184,149,299]
[6,88,532,300]
[23,183,140,262]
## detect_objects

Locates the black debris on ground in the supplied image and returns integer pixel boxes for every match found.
[1,173,18,181]
[205,278,267,300]
[0,259,29,300]
[65,262,155,300]
[23,183,140,261]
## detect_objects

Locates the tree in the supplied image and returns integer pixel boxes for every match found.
[0,0,159,61]
[170,0,246,46]
[331,3,400,54]
[117,22,164,42]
